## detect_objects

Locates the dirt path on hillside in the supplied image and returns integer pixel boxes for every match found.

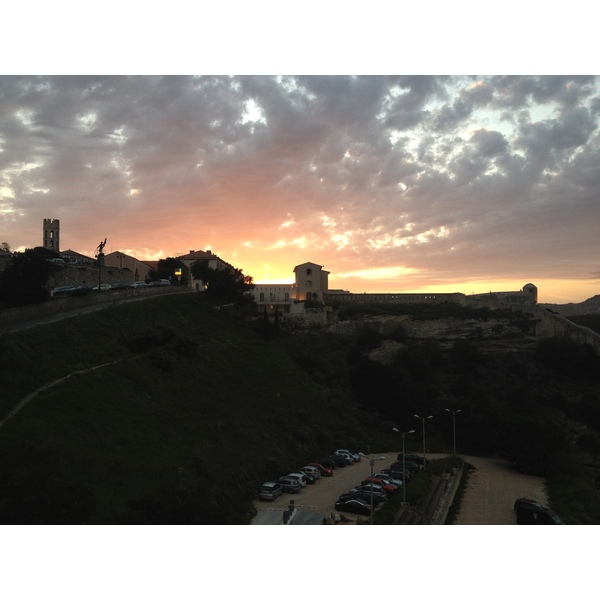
[0,357,134,429]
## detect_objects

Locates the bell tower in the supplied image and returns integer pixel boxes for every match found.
[43,218,60,252]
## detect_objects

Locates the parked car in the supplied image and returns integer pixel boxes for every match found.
[514,497,544,512]
[516,502,564,524]
[390,460,420,474]
[111,283,129,290]
[286,472,311,487]
[308,462,334,477]
[130,281,147,288]
[300,466,321,480]
[381,468,411,482]
[329,454,349,467]
[277,477,302,494]
[258,482,283,501]
[372,473,403,488]
[335,449,361,462]
[70,285,92,297]
[51,285,75,297]
[335,497,371,516]
[338,491,382,507]
[362,477,397,495]
[349,485,387,502]
[92,283,111,291]
[397,453,428,466]
[318,458,337,470]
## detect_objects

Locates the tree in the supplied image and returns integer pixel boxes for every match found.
[157,257,188,285]
[1,242,12,253]
[0,247,59,306]
[190,260,255,306]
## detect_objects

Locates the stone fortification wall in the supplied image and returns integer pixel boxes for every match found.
[532,305,600,354]
[48,264,136,290]
[324,292,466,305]
[329,314,530,344]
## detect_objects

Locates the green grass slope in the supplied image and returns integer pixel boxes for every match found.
[0,294,388,524]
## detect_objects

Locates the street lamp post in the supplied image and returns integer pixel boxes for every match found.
[359,453,386,524]
[414,414,433,469]
[445,408,461,455]
[392,427,414,503]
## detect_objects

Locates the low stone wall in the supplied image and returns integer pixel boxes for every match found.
[532,305,600,354]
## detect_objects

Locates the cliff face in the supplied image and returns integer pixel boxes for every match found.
[329,314,537,365]
[328,303,600,358]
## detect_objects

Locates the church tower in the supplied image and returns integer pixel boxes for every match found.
[43,218,60,252]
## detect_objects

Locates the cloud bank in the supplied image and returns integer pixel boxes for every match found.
[1,75,599,302]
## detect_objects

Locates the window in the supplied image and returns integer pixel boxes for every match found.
[306,268,312,275]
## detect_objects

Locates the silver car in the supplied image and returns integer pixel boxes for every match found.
[277,477,302,494]
[258,482,283,501]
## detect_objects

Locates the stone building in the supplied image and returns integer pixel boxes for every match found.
[43,218,60,252]
[252,262,330,313]
[103,251,154,283]
[178,249,236,290]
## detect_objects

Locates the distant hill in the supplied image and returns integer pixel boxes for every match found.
[541,294,600,316]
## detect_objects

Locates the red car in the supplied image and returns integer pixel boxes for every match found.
[361,477,397,495]
[308,462,334,477]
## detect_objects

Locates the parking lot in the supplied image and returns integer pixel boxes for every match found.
[253,452,551,524]
[254,453,406,522]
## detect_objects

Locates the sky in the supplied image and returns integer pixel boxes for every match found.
[1,9,599,305]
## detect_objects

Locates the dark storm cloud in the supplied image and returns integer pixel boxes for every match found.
[1,75,599,299]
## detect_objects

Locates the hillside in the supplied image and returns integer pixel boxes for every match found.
[541,294,600,316]
[0,294,392,524]
[3,295,600,524]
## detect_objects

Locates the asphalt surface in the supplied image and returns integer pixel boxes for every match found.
[447,454,549,525]
[253,453,551,524]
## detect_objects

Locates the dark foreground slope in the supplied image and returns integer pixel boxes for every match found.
[0,295,389,524]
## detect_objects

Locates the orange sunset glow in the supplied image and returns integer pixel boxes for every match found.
[2,75,600,304]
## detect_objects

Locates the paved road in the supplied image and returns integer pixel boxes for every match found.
[443,454,549,525]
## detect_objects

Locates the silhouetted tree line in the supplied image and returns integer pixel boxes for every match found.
[0,246,60,307]
[285,325,600,477]
[190,259,255,307]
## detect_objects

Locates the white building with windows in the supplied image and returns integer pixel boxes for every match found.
[252,262,330,313]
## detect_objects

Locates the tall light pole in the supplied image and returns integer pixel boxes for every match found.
[445,408,461,455]
[392,427,414,503]
[414,414,433,469]
[359,453,386,524]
